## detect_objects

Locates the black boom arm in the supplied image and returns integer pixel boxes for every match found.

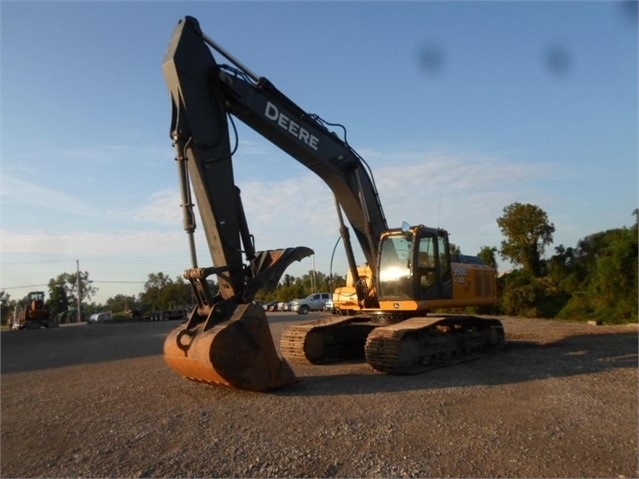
[162,16,387,304]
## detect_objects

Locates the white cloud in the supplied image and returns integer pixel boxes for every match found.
[1,175,100,217]
[352,148,557,248]
[218,147,556,277]
[131,188,181,225]
[1,143,581,303]
[0,229,185,256]
[1,229,194,303]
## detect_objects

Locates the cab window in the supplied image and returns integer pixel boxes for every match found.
[415,231,452,300]
[378,234,412,299]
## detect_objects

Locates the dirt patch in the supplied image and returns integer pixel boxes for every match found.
[1,315,637,478]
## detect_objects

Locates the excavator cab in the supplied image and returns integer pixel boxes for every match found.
[377,225,496,312]
[28,291,46,311]
[377,225,453,304]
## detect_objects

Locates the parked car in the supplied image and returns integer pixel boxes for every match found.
[148,309,188,321]
[291,293,331,315]
[264,301,278,312]
[325,297,335,314]
[277,301,291,312]
[88,312,112,323]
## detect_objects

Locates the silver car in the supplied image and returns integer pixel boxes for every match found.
[291,293,330,315]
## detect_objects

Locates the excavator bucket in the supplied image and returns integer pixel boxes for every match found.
[164,303,297,391]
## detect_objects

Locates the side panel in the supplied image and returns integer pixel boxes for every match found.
[451,263,497,305]
[378,262,497,311]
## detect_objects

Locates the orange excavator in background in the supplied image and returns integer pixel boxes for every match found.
[12,291,58,330]
[161,16,504,391]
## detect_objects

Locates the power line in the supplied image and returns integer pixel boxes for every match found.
[1,257,189,265]
[1,280,146,289]
[0,259,73,265]
[1,284,49,290]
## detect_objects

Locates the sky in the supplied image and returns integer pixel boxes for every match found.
[1,1,637,305]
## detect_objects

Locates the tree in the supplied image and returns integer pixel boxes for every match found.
[162,277,193,309]
[144,272,173,291]
[545,244,575,283]
[138,273,198,312]
[47,283,69,318]
[477,246,498,270]
[1,291,17,326]
[497,202,555,276]
[139,272,173,312]
[106,294,138,313]
[498,270,568,318]
[47,271,98,309]
[557,227,638,323]
[253,270,345,304]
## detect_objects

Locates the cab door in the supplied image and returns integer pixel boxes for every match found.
[413,229,452,301]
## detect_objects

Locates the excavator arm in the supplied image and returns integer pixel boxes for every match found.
[163,16,387,299]
[164,17,311,305]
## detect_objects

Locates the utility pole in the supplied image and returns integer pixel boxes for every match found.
[76,259,81,323]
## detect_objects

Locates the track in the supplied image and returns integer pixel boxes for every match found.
[280,316,375,364]
[365,315,505,373]
[280,314,505,373]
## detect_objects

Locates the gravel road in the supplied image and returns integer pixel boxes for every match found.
[1,314,637,478]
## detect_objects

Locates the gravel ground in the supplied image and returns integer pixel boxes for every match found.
[1,314,637,478]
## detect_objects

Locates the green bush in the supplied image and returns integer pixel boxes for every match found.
[112,311,134,323]
[498,271,569,318]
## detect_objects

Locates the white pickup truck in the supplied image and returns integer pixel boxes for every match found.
[290,293,330,315]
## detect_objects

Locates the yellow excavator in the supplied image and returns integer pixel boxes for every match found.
[161,16,505,391]
[330,265,373,316]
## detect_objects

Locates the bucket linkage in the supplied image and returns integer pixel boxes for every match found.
[163,248,313,391]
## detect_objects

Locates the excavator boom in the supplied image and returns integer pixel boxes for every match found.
[164,17,388,280]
